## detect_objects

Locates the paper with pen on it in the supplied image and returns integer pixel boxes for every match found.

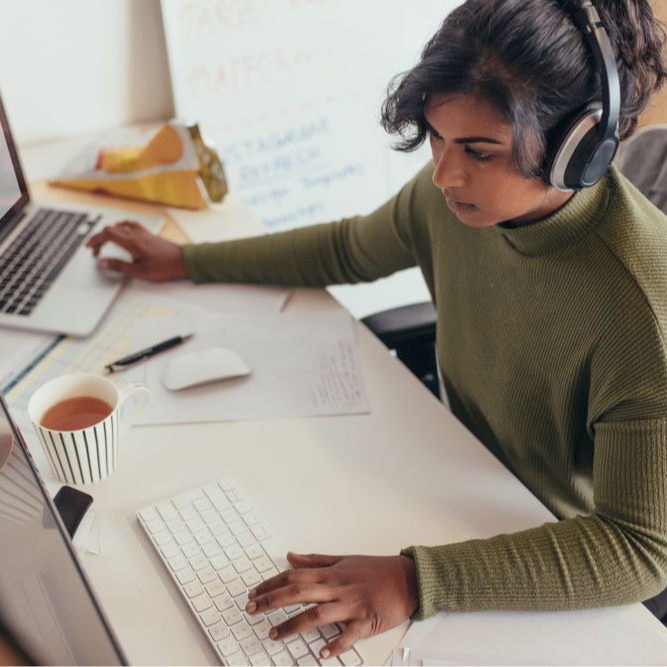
[394,605,667,666]
[122,308,369,425]
[0,284,291,439]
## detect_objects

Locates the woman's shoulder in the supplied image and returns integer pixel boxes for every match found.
[595,166,667,274]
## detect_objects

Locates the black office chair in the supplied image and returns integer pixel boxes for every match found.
[362,125,667,401]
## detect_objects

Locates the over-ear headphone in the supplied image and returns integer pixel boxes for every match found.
[547,0,621,191]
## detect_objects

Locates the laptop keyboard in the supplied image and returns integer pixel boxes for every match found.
[0,207,100,316]
[138,478,364,666]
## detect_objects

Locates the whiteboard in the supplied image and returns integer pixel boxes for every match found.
[161,0,463,316]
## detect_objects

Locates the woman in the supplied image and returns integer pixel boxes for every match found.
[88,0,667,659]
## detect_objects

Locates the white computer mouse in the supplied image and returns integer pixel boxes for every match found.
[162,347,251,391]
[96,242,134,278]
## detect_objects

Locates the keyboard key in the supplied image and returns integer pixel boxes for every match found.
[320,624,341,640]
[242,570,262,588]
[210,554,229,570]
[209,521,228,536]
[179,506,197,521]
[200,608,221,627]
[245,544,264,560]
[160,544,179,559]
[228,652,248,666]
[191,594,212,613]
[209,622,230,642]
[273,651,292,666]
[244,611,265,626]
[146,519,165,533]
[229,519,247,535]
[186,517,206,533]
[183,581,203,599]
[197,567,217,584]
[340,650,362,666]
[228,580,246,597]
[298,656,318,666]
[267,610,288,627]
[250,651,270,666]
[218,638,238,657]
[174,531,193,546]
[205,579,226,598]
[262,638,283,656]
[261,567,279,581]
[254,556,273,573]
[225,544,244,561]
[254,620,272,641]
[217,533,236,548]
[181,543,201,559]
[251,524,269,541]
[189,554,208,571]
[166,518,186,533]
[139,507,159,522]
[237,531,255,547]
[240,636,262,656]
[232,622,253,641]
[219,566,238,584]
[203,542,221,558]
[235,500,252,514]
[193,529,214,546]
[286,638,308,660]
[233,557,253,573]
[213,593,234,611]
[222,608,243,626]
[301,627,321,643]
[201,509,219,524]
[194,497,213,512]
[152,532,172,546]
[168,555,187,571]
[243,512,259,526]
[176,569,195,585]
[221,508,238,524]
[320,658,342,667]
[156,503,178,521]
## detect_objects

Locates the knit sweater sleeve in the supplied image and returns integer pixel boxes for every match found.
[180,166,434,287]
[402,417,667,617]
[402,270,667,617]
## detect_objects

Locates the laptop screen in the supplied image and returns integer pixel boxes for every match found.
[0,392,126,665]
[0,86,29,235]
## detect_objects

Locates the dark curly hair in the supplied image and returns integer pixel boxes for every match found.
[381,0,667,181]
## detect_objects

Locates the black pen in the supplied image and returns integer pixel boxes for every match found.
[104,333,195,373]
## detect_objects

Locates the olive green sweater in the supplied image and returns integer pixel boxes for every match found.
[182,164,667,618]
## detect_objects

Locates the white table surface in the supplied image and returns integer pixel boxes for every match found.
[4,142,667,664]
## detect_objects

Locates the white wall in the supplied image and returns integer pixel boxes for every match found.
[0,0,173,146]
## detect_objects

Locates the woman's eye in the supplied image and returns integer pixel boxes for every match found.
[464,146,494,162]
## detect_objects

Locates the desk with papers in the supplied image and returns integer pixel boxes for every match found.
[1,138,667,665]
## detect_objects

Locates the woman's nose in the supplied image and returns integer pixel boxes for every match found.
[432,147,466,189]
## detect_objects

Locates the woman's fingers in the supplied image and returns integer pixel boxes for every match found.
[321,620,368,659]
[247,581,335,615]
[86,221,148,255]
[263,602,345,642]
[287,551,345,569]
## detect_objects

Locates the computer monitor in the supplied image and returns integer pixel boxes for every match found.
[0,391,126,666]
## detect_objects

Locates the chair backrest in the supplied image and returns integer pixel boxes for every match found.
[617,124,667,215]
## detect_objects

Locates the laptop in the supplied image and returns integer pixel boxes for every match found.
[0,85,163,337]
[0,390,126,665]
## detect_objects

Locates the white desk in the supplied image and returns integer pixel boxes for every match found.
[5,160,667,664]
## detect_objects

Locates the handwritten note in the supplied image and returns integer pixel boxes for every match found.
[161,0,463,231]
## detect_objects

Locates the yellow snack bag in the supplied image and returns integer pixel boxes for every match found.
[52,123,227,210]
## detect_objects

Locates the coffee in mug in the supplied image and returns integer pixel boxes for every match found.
[40,396,113,432]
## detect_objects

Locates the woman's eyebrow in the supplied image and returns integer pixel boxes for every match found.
[453,136,503,145]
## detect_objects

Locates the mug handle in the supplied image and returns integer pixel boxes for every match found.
[117,383,152,436]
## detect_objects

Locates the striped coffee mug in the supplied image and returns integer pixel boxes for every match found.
[27,373,151,485]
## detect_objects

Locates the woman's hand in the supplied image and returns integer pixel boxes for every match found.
[246,552,419,659]
[86,220,187,282]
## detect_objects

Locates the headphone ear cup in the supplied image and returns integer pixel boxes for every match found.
[547,100,619,191]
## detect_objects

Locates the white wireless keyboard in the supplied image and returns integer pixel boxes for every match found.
[137,478,364,666]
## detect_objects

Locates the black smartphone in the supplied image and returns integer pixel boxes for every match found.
[52,485,94,539]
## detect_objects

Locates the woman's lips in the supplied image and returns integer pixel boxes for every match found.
[445,196,476,215]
